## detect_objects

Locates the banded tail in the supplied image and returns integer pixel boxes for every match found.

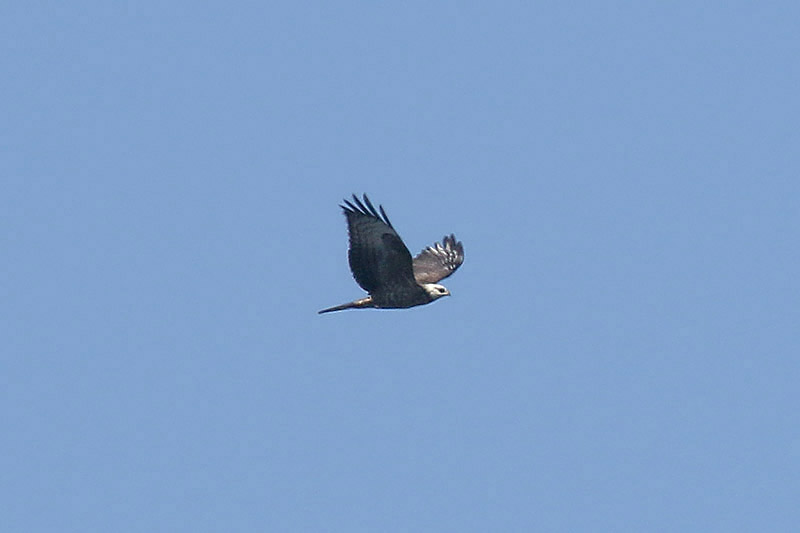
[318,296,373,314]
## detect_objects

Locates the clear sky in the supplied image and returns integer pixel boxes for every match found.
[3,2,799,531]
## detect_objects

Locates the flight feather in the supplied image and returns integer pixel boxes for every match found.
[412,234,465,284]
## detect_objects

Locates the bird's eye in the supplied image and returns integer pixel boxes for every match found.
[438,288,446,293]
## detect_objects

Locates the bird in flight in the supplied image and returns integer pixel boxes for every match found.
[319,194,464,314]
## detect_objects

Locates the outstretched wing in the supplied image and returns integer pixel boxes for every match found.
[341,194,417,294]
[412,234,464,284]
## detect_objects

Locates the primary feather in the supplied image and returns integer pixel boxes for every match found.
[412,234,465,284]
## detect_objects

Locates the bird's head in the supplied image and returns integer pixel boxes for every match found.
[423,283,450,300]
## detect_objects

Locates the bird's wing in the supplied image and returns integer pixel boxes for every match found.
[342,194,417,293]
[412,234,464,284]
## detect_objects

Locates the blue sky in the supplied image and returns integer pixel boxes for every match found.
[3,2,799,531]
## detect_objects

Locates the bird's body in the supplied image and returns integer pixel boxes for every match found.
[319,194,464,314]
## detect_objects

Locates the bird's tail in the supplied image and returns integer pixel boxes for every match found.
[318,302,358,314]
[318,296,372,314]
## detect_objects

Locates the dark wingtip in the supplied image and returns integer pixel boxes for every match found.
[361,194,378,216]
[443,233,464,255]
[379,204,393,229]
[341,193,362,214]
[338,193,392,227]
[351,194,369,215]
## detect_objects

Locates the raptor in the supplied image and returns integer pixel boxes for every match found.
[319,194,464,314]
